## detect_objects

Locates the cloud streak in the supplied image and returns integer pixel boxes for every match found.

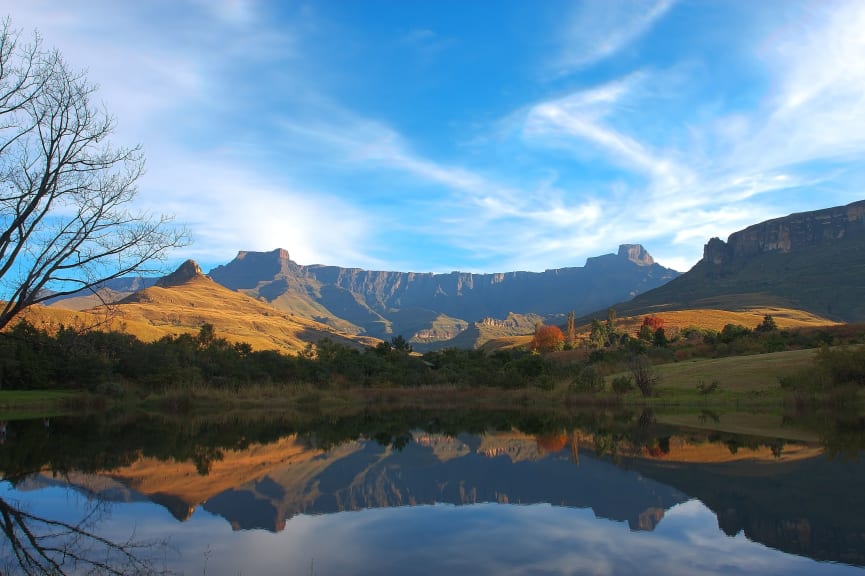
[554,0,677,74]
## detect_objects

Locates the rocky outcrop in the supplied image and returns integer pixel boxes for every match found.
[701,200,865,266]
[619,244,655,266]
[155,259,204,288]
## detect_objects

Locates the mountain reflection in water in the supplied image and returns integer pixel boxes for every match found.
[0,409,863,575]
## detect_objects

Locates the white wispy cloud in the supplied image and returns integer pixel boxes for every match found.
[554,0,676,74]
[525,75,684,185]
[0,1,370,269]
[137,150,376,269]
[275,109,623,271]
[514,0,865,271]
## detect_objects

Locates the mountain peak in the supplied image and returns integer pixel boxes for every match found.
[208,248,295,291]
[618,244,654,266]
[236,248,290,263]
[156,260,204,288]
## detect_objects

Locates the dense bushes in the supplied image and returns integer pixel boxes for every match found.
[780,345,865,394]
[0,322,587,393]
[0,322,298,392]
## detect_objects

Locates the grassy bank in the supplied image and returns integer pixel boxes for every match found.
[653,348,817,391]
[3,346,861,419]
[598,348,835,410]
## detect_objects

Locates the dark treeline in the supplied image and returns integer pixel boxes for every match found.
[0,321,604,393]
[1,318,864,398]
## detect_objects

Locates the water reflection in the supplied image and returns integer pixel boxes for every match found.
[0,487,168,575]
[0,408,863,575]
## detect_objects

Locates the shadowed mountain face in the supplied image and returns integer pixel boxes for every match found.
[208,244,679,344]
[608,200,865,322]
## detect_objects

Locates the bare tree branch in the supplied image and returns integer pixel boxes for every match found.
[0,495,172,575]
[0,17,188,330]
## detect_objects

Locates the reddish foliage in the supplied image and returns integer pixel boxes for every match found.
[531,325,565,353]
[536,434,568,453]
[641,315,665,330]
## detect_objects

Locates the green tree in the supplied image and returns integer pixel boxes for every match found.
[197,323,216,348]
[391,334,413,353]
[755,314,778,333]
[565,311,576,348]
[606,307,617,335]
[589,319,607,348]
[653,327,668,348]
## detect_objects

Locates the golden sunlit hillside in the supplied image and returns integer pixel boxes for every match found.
[16,264,379,355]
[605,306,839,335]
[480,306,838,353]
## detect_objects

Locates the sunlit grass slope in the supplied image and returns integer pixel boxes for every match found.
[482,307,837,353]
[16,273,379,354]
[606,306,838,335]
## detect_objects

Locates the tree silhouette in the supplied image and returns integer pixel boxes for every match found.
[0,18,186,330]
[0,493,170,575]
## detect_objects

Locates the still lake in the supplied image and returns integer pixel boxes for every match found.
[0,408,863,575]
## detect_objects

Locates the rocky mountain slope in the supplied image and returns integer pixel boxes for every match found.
[29,259,379,354]
[45,276,156,310]
[604,200,865,322]
[208,244,679,346]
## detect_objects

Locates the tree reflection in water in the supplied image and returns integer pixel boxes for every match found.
[0,492,170,575]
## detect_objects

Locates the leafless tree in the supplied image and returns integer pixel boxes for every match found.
[0,17,187,330]
[628,354,659,397]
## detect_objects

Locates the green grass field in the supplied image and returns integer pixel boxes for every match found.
[654,348,818,392]
[601,348,829,409]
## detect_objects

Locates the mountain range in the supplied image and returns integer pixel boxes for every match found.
[205,243,678,345]
[48,243,679,351]
[41,199,865,351]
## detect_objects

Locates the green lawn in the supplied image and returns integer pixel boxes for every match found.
[653,348,818,392]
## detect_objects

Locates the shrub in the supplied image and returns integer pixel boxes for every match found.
[628,354,659,397]
[611,375,633,394]
[696,380,721,395]
[570,366,604,393]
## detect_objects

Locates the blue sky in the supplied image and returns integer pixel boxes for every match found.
[4,1,865,273]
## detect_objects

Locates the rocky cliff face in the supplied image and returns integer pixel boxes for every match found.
[208,245,679,343]
[615,199,865,322]
[702,200,865,265]
[619,243,655,266]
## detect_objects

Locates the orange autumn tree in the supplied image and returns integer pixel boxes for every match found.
[638,315,664,340]
[531,324,565,353]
